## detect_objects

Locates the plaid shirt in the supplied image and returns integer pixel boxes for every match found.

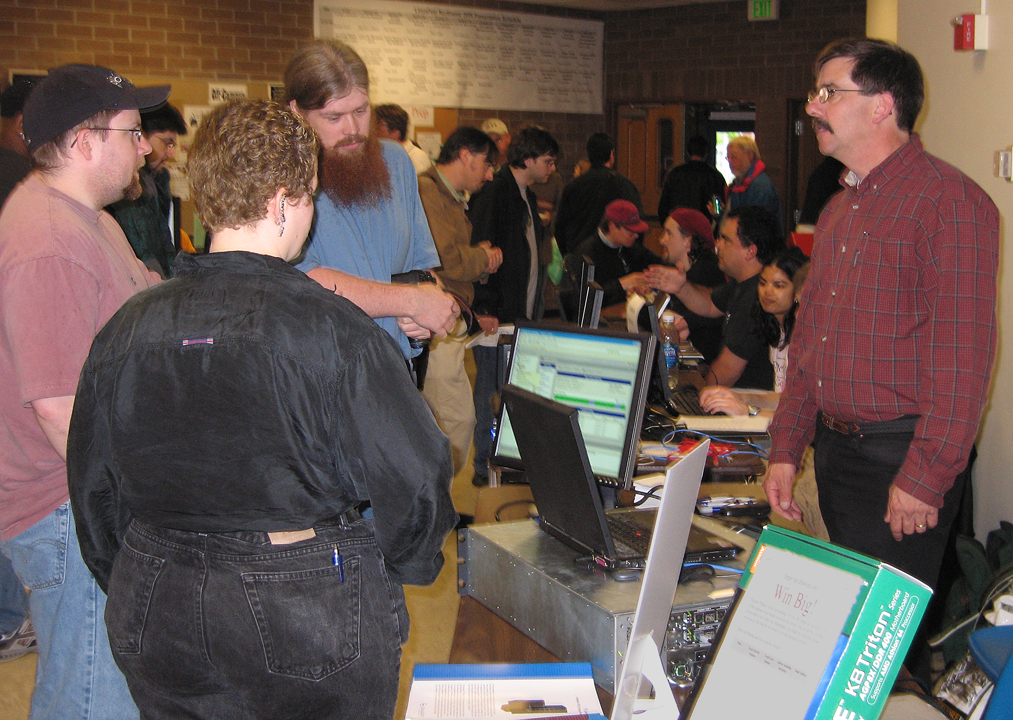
[769,136,998,508]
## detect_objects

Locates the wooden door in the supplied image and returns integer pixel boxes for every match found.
[616,104,683,220]
[786,99,823,229]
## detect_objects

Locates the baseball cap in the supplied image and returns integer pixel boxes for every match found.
[481,118,508,136]
[22,64,170,149]
[668,207,715,246]
[605,199,649,233]
[0,78,38,119]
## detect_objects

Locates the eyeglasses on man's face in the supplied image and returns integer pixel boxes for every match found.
[151,134,176,149]
[807,86,865,104]
[87,127,144,141]
[70,126,143,148]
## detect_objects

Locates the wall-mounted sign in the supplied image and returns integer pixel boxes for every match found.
[208,83,248,105]
[269,84,287,102]
[748,0,779,21]
[315,0,603,114]
[409,105,434,128]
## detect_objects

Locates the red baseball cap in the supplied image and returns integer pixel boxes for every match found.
[605,199,648,233]
[668,208,715,247]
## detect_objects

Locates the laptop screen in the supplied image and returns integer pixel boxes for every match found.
[491,322,655,489]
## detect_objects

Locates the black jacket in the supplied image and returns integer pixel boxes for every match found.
[560,233,662,314]
[67,251,457,591]
[657,159,727,223]
[467,166,545,323]
[555,166,644,255]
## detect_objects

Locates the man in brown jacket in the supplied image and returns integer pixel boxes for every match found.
[418,127,502,473]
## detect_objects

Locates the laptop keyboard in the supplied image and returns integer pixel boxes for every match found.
[668,385,707,416]
[607,515,652,556]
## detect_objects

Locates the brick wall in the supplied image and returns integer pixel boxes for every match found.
[605,0,867,215]
[0,0,602,176]
[0,0,315,81]
[0,0,864,187]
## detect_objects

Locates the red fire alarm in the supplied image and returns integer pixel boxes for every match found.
[954,14,989,51]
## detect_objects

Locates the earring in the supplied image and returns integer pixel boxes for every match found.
[278,196,286,236]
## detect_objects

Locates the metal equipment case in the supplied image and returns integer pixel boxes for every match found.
[458,518,753,694]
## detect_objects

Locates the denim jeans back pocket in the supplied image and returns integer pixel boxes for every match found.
[4,502,71,590]
[242,555,361,682]
[105,542,165,655]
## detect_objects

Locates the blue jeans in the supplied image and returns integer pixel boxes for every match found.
[106,517,407,720]
[0,550,28,635]
[0,502,137,720]
[472,345,499,476]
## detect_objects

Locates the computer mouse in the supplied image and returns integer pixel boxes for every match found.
[611,567,641,582]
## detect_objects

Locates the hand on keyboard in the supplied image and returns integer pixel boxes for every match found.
[668,385,725,417]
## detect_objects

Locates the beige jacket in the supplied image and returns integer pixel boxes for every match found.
[417,165,488,304]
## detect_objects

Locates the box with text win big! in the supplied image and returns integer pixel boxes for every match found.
[684,526,932,720]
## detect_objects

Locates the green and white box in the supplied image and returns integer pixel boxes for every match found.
[685,526,932,720]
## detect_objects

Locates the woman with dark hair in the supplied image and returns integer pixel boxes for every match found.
[699,246,809,415]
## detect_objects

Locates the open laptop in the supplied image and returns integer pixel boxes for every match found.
[492,322,655,491]
[501,384,740,571]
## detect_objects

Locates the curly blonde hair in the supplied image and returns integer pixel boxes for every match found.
[188,100,318,233]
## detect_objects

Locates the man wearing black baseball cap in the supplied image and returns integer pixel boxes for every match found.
[0,64,168,719]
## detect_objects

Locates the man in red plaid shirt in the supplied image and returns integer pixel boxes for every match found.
[765,38,998,589]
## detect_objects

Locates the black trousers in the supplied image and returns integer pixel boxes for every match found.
[106,518,408,720]
[812,415,964,590]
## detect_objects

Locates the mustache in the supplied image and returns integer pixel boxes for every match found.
[335,135,367,148]
[812,118,833,134]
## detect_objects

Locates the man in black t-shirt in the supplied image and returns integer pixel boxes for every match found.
[645,205,784,389]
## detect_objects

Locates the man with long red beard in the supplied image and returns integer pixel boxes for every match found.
[285,40,456,364]
[0,63,167,718]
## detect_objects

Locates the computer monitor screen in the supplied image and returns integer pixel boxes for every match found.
[491,321,655,489]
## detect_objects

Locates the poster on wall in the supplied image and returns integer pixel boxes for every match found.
[314,0,603,114]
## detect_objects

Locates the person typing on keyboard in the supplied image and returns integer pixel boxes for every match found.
[644,205,785,390]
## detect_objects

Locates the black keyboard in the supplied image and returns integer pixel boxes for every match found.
[607,514,652,556]
[668,384,708,416]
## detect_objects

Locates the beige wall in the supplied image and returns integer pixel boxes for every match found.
[896,1,1011,537]
[866,0,898,40]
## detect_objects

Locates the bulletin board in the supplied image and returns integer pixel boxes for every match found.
[314,0,604,114]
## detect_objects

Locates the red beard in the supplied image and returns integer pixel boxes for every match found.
[318,133,391,207]
[122,171,143,202]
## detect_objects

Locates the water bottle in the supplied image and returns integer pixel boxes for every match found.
[660,311,680,389]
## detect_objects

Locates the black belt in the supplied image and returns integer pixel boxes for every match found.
[333,507,363,526]
[265,507,363,545]
[820,412,919,437]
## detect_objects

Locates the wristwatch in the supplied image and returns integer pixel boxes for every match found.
[747,404,761,416]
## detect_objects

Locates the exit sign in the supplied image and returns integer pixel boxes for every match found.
[748,0,780,21]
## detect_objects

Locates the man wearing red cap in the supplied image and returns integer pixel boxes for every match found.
[560,199,658,315]
[0,64,168,718]
[655,208,727,363]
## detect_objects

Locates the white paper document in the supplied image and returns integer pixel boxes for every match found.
[406,663,605,720]
[466,324,515,349]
